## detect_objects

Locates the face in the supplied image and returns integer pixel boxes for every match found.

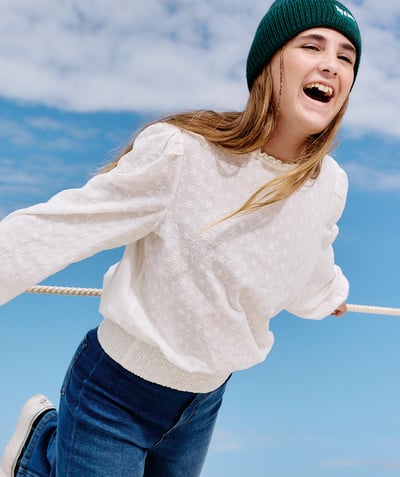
[270,27,356,141]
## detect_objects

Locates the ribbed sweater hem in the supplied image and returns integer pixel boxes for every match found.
[97,319,229,393]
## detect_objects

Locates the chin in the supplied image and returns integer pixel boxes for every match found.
[301,117,333,136]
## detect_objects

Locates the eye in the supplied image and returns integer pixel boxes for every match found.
[302,44,319,51]
[338,54,354,65]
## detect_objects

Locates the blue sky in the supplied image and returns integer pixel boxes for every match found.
[1,1,400,476]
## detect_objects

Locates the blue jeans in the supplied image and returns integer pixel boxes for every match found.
[17,328,228,476]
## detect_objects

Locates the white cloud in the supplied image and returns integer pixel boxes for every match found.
[344,161,400,192]
[0,1,399,138]
[0,0,257,112]
[0,151,89,217]
[210,427,248,453]
[0,118,36,147]
[0,116,97,151]
[321,433,400,470]
[322,458,400,471]
[210,425,319,454]
[0,115,102,217]
[344,2,400,137]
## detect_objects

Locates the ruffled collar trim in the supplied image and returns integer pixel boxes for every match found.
[255,150,298,172]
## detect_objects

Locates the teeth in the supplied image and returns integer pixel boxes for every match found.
[305,83,334,97]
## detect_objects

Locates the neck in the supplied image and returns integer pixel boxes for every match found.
[262,127,307,164]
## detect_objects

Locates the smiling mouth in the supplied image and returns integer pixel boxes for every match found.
[303,83,334,103]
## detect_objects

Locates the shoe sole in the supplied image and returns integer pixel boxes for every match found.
[1,395,55,477]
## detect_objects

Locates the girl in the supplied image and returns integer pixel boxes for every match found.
[0,0,361,476]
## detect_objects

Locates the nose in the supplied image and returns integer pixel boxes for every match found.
[320,64,338,76]
[319,52,339,77]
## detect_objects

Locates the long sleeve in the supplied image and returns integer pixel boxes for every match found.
[285,161,349,319]
[0,123,184,305]
[0,122,354,391]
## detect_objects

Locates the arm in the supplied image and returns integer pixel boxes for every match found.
[0,123,184,305]
[286,161,349,319]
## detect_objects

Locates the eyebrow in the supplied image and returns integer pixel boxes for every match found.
[297,33,357,54]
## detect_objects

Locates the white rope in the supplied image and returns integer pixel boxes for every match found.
[346,304,400,316]
[27,285,102,297]
[25,285,400,317]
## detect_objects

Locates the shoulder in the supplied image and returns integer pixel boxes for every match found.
[323,155,348,195]
[322,155,349,226]
[130,122,185,160]
[136,121,212,155]
[322,155,347,182]
[135,122,184,149]
[112,122,186,176]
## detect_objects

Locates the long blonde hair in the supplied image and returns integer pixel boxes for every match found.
[102,62,349,221]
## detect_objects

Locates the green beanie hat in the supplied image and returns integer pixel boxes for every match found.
[246,0,362,90]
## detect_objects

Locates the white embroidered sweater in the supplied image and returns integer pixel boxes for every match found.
[0,123,349,392]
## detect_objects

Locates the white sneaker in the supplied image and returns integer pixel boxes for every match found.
[1,394,55,477]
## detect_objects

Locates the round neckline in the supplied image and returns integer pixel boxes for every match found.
[255,150,298,172]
